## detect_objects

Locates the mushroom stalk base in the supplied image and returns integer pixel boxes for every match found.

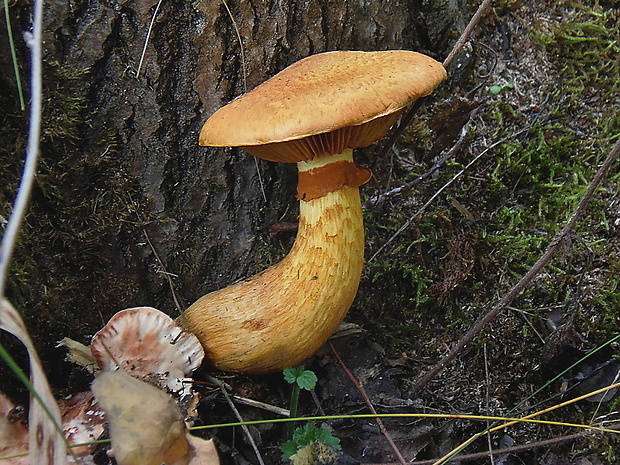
[178,151,364,374]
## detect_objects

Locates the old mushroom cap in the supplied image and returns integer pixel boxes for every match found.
[91,307,204,395]
[200,50,447,163]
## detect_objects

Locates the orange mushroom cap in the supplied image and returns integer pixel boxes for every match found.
[199,50,447,163]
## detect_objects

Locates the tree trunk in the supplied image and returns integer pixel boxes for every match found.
[0,0,465,394]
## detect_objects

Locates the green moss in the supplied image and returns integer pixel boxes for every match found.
[356,2,620,376]
[0,59,153,337]
[41,63,91,142]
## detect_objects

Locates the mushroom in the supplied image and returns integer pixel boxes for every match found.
[91,307,204,396]
[178,50,447,374]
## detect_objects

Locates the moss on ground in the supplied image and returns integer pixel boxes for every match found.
[0,60,153,399]
[359,0,619,345]
[355,3,619,460]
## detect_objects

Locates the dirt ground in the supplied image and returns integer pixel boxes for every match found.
[1,0,619,464]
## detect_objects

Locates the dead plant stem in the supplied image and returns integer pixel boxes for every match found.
[329,342,408,465]
[366,107,476,207]
[208,375,266,465]
[0,0,43,296]
[442,0,494,70]
[368,129,528,262]
[370,426,614,465]
[376,0,493,162]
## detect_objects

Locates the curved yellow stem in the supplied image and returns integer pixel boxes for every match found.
[178,151,364,374]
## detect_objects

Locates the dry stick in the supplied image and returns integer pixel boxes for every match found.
[488,382,620,434]
[229,394,291,417]
[207,376,266,465]
[366,107,476,207]
[329,342,408,465]
[413,137,620,392]
[483,344,495,465]
[442,0,494,70]
[143,229,185,314]
[368,386,620,465]
[375,0,494,163]
[368,129,528,263]
[436,342,620,465]
[368,427,612,465]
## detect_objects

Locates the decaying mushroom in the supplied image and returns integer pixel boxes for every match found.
[178,50,447,374]
[85,308,221,465]
[58,391,107,459]
[91,307,204,396]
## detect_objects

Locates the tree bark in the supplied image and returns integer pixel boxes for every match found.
[0,0,465,393]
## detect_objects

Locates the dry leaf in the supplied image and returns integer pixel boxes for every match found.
[187,436,220,465]
[0,297,67,465]
[91,370,194,465]
[57,338,96,373]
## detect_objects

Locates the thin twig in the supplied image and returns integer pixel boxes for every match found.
[430,381,620,465]
[229,394,291,417]
[483,344,495,465]
[143,229,184,314]
[412,137,620,392]
[368,426,614,465]
[207,375,266,465]
[368,128,529,262]
[329,342,408,465]
[442,0,494,70]
[365,107,477,207]
[375,0,494,163]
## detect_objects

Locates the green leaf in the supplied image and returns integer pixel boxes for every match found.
[315,427,341,450]
[283,367,299,384]
[283,366,317,389]
[295,370,318,390]
[294,423,340,449]
[281,439,300,460]
[292,423,316,444]
[283,366,305,384]
[489,83,514,94]
[281,423,341,461]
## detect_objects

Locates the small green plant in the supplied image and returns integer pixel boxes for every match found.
[280,423,341,461]
[284,365,318,390]
[283,366,317,438]
[488,83,514,94]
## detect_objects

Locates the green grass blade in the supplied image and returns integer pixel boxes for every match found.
[3,0,25,111]
[0,341,67,441]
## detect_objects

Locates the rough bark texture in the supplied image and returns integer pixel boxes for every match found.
[0,0,465,395]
